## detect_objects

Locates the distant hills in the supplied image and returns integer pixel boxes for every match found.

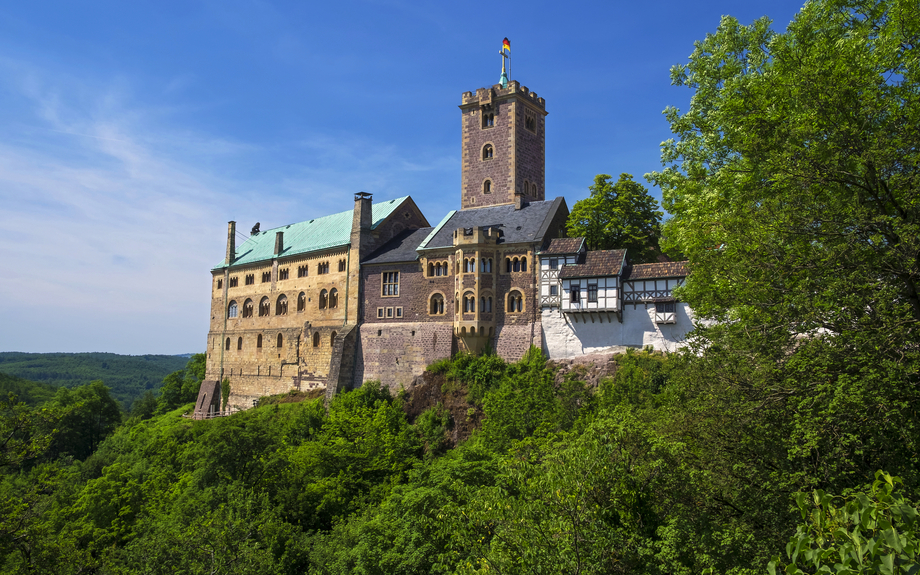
[0,352,194,408]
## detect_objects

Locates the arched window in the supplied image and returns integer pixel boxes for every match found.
[482,112,494,128]
[507,290,524,313]
[521,257,527,272]
[483,180,492,194]
[482,144,493,160]
[228,301,238,318]
[480,295,493,312]
[313,332,320,347]
[276,294,288,315]
[430,294,445,315]
[259,297,270,317]
[225,337,230,351]
[329,288,338,309]
[319,289,328,310]
[277,333,283,348]
[513,258,521,272]
[428,262,434,276]
[242,299,253,318]
[257,334,262,348]
[237,337,243,350]
[463,293,475,313]
[481,258,492,273]
[297,292,306,312]
[330,332,337,347]
[338,259,346,272]
[456,293,460,313]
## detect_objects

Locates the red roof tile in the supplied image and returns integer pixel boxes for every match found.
[622,261,688,280]
[542,237,585,254]
[559,249,627,278]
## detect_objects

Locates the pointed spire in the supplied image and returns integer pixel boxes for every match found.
[499,56,508,88]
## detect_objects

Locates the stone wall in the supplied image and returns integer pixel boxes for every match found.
[354,322,455,392]
[541,303,695,359]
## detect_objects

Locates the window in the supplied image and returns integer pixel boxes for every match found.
[483,180,492,194]
[225,337,230,351]
[216,278,223,289]
[318,262,329,274]
[319,289,328,309]
[395,307,403,318]
[482,112,494,128]
[463,293,475,313]
[508,291,523,313]
[464,258,476,273]
[481,258,492,273]
[513,259,520,272]
[338,259,346,272]
[245,274,254,286]
[229,276,238,288]
[570,284,581,304]
[313,332,320,347]
[382,271,399,296]
[277,333,283,348]
[297,265,308,278]
[386,307,394,318]
[329,288,338,309]
[297,292,306,312]
[237,337,243,350]
[276,294,288,315]
[228,301,238,318]
[480,296,493,312]
[279,268,289,281]
[377,307,384,318]
[482,144,493,160]
[549,258,558,269]
[525,110,536,133]
[262,272,271,283]
[521,257,527,272]
[655,301,677,324]
[430,294,445,315]
[257,334,263,348]
[588,284,598,303]
[550,284,558,296]
[259,297,270,317]
[243,299,254,318]
[330,332,337,346]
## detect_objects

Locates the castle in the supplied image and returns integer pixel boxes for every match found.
[194,72,693,417]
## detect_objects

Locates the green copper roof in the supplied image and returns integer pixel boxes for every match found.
[214,196,410,270]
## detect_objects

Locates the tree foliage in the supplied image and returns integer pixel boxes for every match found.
[566,173,663,262]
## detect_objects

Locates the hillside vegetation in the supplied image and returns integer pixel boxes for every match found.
[0,347,917,574]
[0,352,189,408]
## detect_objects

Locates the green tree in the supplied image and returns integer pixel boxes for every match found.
[156,353,206,414]
[566,173,663,262]
[47,381,122,461]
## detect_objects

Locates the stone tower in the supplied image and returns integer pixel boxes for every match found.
[459,80,547,210]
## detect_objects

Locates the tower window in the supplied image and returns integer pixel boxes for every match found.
[483,180,492,194]
[525,111,536,133]
[482,112,494,128]
[482,144,493,160]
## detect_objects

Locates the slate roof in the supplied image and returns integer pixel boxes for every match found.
[419,198,565,249]
[622,261,689,280]
[541,237,585,254]
[362,227,434,265]
[559,249,627,279]
[214,196,411,269]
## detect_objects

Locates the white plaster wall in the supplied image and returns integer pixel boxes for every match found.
[541,303,695,359]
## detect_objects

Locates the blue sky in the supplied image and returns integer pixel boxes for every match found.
[0,0,806,355]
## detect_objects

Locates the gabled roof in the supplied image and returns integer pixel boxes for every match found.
[559,249,627,279]
[420,198,565,249]
[214,196,411,269]
[622,261,689,280]
[363,227,434,265]
[541,237,585,255]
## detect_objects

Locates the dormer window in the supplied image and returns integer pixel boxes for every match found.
[482,144,493,160]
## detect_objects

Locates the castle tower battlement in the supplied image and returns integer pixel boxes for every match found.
[459,79,547,210]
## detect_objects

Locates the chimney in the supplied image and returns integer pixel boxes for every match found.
[274,231,284,256]
[226,221,236,265]
[514,192,525,210]
[353,192,373,232]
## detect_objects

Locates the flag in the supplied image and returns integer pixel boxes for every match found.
[502,38,511,52]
